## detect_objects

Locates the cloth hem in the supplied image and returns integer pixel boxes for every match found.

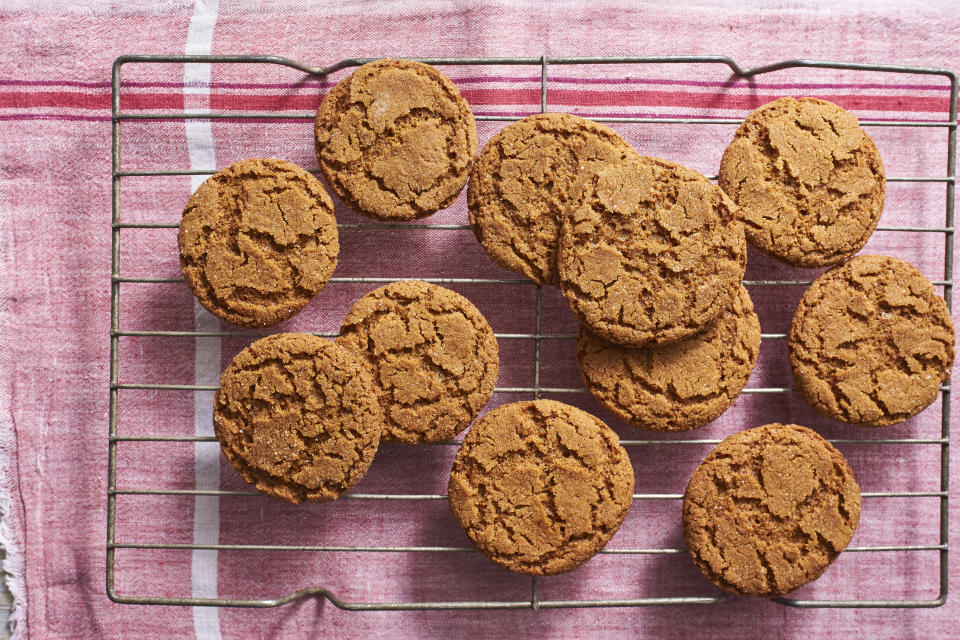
[0,379,28,639]
[1,212,27,638]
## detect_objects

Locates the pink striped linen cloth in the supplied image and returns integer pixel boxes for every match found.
[1,1,959,638]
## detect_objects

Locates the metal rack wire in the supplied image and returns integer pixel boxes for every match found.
[108,55,957,609]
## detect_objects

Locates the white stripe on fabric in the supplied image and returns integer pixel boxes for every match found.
[185,1,222,638]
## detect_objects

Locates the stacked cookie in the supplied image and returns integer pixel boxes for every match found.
[469,115,760,432]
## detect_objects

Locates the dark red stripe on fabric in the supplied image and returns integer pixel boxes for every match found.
[473,110,948,123]
[0,92,180,110]
[548,77,952,91]
[0,91,111,109]
[121,94,185,110]
[204,88,950,113]
[209,94,315,111]
[559,111,948,123]
[0,79,112,88]
[0,113,111,122]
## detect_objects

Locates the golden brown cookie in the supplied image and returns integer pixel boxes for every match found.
[178,158,339,328]
[789,255,954,426]
[557,156,746,347]
[718,97,885,268]
[577,285,760,431]
[448,400,634,575]
[467,113,637,285]
[683,423,861,597]
[314,59,477,220]
[337,280,499,443]
[213,333,382,503]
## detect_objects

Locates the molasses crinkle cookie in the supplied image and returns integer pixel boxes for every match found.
[315,58,477,220]
[337,280,499,443]
[448,400,634,575]
[468,113,638,285]
[789,254,954,426]
[178,158,339,328]
[557,156,746,348]
[576,285,760,431]
[718,97,885,268]
[214,333,382,503]
[683,423,861,597]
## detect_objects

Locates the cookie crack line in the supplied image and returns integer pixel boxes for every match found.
[348,63,471,121]
[454,467,618,570]
[221,414,372,499]
[754,549,778,595]
[358,111,464,193]
[482,170,562,282]
[217,411,373,500]
[220,391,370,480]
[347,314,484,396]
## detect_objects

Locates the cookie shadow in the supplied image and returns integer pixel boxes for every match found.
[328,192,514,288]
[637,528,729,603]
[398,501,536,613]
[634,525,817,631]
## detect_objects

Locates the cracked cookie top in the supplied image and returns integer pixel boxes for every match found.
[448,399,634,575]
[337,280,499,443]
[718,97,885,268]
[467,113,638,285]
[178,158,339,328]
[577,285,760,431]
[314,58,477,221]
[789,255,954,426]
[214,333,382,503]
[557,156,746,347]
[683,423,861,597]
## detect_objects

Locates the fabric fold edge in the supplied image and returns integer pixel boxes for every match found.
[0,215,27,639]
[0,433,27,640]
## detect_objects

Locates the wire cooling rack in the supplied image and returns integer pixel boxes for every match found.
[108,55,957,610]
